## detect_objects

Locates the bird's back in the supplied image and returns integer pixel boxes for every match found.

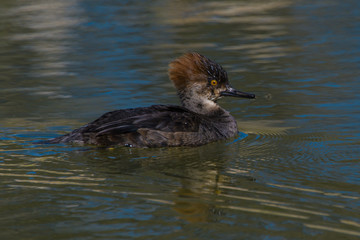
[46,105,238,147]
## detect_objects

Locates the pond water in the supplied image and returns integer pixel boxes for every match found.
[0,0,359,239]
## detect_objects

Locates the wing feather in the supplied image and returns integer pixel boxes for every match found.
[91,105,201,137]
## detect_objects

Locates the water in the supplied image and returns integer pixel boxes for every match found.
[1,0,359,239]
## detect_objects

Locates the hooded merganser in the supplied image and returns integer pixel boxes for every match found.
[46,52,255,147]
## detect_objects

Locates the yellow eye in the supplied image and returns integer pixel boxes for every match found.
[211,79,218,86]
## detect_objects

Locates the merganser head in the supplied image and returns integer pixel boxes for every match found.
[168,52,255,114]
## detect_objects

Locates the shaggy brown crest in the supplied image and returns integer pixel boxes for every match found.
[168,52,228,90]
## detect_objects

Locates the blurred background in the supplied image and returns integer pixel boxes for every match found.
[0,0,359,239]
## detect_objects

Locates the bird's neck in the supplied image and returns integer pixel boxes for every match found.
[178,87,222,116]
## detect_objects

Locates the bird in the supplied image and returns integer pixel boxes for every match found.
[45,52,255,147]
